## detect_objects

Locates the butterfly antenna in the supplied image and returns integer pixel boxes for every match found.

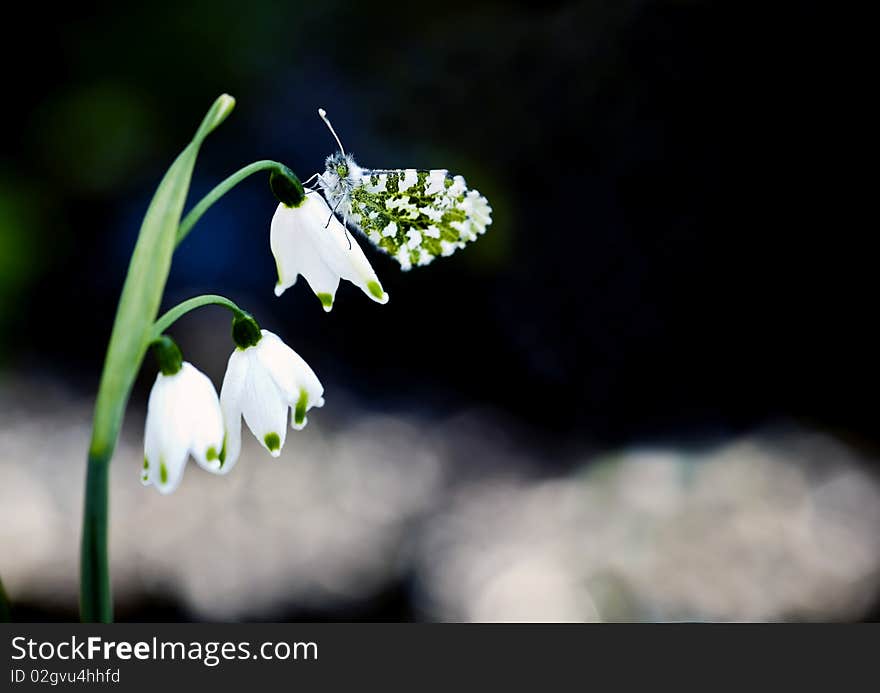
[318,107,346,156]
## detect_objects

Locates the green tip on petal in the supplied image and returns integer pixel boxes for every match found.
[316,292,334,310]
[143,457,149,470]
[159,461,168,485]
[264,432,281,452]
[206,446,219,461]
[367,281,386,300]
[218,434,227,467]
[294,389,308,427]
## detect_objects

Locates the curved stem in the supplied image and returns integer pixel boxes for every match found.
[176,160,288,246]
[80,95,234,622]
[152,294,244,339]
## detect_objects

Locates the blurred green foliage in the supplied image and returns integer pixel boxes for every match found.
[32,85,156,194]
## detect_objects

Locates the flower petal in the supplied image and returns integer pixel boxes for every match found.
[256,330,324,430]
[322,213,389,307]
[271,201,342,311]
[240,348,289,457]
[270,197,388,310]
[143,372,190,494]
[176,362,225,473]
[219,348,249,473]
[143,376,167,487]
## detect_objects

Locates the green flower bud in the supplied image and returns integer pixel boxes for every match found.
[270,165,305,208]
[151,335,183,376]
[231,312,262,349]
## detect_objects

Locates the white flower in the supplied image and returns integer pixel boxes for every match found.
[220,329,324,469]
[270,195,389,311]
[142,362,225,494]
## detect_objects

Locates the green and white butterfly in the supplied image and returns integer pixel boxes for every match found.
[308,108,492,271]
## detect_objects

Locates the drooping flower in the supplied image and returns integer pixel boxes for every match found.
[142,340,225,494]
[220,318,324,470]
[270,193,389,312]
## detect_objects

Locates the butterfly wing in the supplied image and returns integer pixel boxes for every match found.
[347,169,492,270]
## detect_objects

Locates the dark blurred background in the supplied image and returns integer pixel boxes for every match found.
[2,1,877,622]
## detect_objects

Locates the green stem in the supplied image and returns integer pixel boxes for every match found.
[80,94,234,623]
[80,455,110,622]
[176,160,289,246]
[0,575,11,622]
[151,294,244,339]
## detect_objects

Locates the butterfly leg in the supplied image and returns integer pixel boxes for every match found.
[324,197,344,229]
[323,201,353,250]
[301,172,321,187]
[341,214,353,250]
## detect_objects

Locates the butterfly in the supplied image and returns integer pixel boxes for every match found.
[306,108,492,271]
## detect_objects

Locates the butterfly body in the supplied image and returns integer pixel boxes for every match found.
[319,152,363,219]
[318,151,492,271]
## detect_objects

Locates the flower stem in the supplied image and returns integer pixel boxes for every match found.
[80,94,234,623]
[0,576,11,622]
[151,294,244,338]
[176,160,291,246]
[80,452,110,622]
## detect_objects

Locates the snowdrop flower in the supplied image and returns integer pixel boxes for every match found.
[270,193,389,311]
[142,337,225,494]
[220,315,324,470]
